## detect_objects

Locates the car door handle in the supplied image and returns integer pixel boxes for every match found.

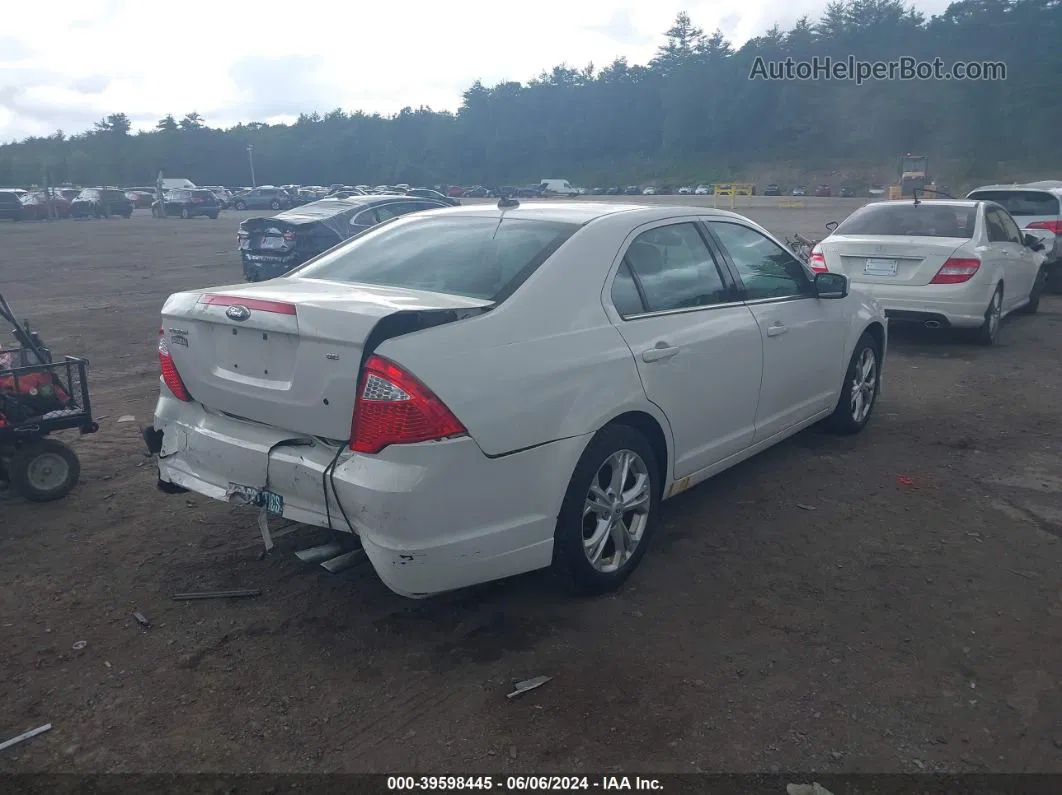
[766,322,788,337]
[642,345,679,362]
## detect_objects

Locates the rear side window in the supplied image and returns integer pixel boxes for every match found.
[618,223,729,313]
[101,189,127,201]
[294,216,578,301]
[967,190,1060,217]
[834,204,976,238]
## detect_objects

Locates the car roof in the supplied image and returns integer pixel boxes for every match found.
[968,183,1062,195]
[861,199,979,209]
[409,201,768,226]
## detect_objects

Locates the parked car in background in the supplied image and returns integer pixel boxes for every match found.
[231,187,292,211]
[624,186,641,196]
[607,186,625,195]
[148,200,886,599]
[642,186,657,195]
[238,194,451,281]
[763,184,781,196]
[815,185,832,198]
[152,189,221,219]
[792,186,808,197]
[694,185,712,195]
[71,187,133,218]
[125,188,157,209]
[0,190,24,220]
[839,186,856,198]
[19,191,73,219]
[809,199,1049,345]
[201,186,233,208]
[965,183,1062,293]
[406,187,460,206]
[54,188,81,202]
[462,186,494,198]
[539,179,579,197]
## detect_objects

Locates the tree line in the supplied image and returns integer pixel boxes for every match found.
[0,0,1059,191]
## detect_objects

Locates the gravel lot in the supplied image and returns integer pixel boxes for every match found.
[1,197,1061,774]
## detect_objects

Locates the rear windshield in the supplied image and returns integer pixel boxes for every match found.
[100,189,127,201]
[834,203,976,238]
[190,190,217,199]
[293,216,579,301]
[966,190,1060,217]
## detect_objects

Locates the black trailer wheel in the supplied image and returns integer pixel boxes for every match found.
[9,439,81,502]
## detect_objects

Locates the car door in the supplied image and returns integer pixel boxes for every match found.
[606,220,763,479]
[705,219,849,443]
[981,204,1032,309]
[990,206,1038,307]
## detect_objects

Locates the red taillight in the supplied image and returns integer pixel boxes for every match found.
[808,245,827,273]
[197,294,297,315]
[350,354,466,454]
[1027,220,1062,235]
[158,328,192,401]
[930,257,981,284]
[282,230,296,241]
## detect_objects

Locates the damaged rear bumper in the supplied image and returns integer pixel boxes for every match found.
[148,391,587,597]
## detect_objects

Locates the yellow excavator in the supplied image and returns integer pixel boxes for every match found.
[889,154,938,199]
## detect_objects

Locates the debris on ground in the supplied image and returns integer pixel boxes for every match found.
[796,503,816,511]
[897,474,916,487]
[787,784,835,795]
[0,724,52,753]
[117,415,136,423]
[133,612,151,628]
[172,589,262,601]
[507,675,551,699]
[72,641,87,651]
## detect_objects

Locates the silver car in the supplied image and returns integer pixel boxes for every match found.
[147,201,887,598]
[966,183,1062,291]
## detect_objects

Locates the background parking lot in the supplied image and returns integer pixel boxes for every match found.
[2,197,1061,774]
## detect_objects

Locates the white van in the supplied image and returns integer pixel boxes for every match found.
[161,178,197,190]
[539,179,579,197]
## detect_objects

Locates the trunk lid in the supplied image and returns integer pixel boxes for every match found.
[161,279,491,440]
[239,218,301,256]
[818,235,967,287]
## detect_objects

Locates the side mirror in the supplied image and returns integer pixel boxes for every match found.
[814,272,849,299]
[1023,229,1053,251]
[825,220,838,232]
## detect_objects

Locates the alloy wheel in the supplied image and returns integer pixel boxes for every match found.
[582,449,651,573]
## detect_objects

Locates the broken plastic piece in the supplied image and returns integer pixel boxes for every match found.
[507,675,552,699]
[897,475,916,487]
[796,503,816,511]
[133,612,151,628]
[787,784,835,795]
[72,640,87,650]
[0,723,52,753]
[117,415,136,423]
[172,589,262,601]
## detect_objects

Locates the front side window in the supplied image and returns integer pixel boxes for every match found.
[708,221,813,301]
[295,216,578,301]
[617,223,729,314]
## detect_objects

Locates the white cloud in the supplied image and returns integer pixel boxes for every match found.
[0,0,954,141]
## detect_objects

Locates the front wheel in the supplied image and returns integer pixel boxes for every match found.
[8,439,81,502]
[825,331,881,435]
[552,424,660,596]
[1019,269,1044,314]
[270,200,281,210]
[208,212,219,220]
[180,208,191,219]
[234,201,247,210]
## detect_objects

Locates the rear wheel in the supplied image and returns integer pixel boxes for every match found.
[825,331,881,435]
[1019,269,1045,314]
[180,207,191,219]
[270,200,281,210]
[9,439,81,502]
[552,425,659,596]
[234,201,247,210]
[972,285,1003,346]
[208,212,219,220]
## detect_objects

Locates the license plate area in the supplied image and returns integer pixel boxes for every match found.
[211,325,296,381]
[227,483,284,515]
[864,258,898,276]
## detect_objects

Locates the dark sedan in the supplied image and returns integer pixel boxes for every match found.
[71,188,133,218]
[231,187,292,211]
[238,195,450,282]
[152,188,221,219]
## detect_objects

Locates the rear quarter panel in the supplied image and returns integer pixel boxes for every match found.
[374,214,673,471]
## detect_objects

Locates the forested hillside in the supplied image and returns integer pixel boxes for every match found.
[1,0,1059,189]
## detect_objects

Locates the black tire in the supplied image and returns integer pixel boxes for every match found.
[270,200,281,210]
[122,212,132,219]
[180,207,191,219]
[234,201,247,210]
[209,212,219,220]
[825,331,881,435]
[9,439,81,502]
[1019,268,1045,314]
[972,285,1003,346]
[1045,264,1062,295]
[552,424,660,596]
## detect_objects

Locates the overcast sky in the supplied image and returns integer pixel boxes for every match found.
[1,0,953,142]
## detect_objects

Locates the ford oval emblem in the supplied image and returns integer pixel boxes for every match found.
[226,305,251,322]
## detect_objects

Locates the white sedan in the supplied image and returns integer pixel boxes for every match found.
[809,199,1051,345]
[146,201,887,598]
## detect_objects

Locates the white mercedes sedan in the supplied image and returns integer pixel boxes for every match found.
[809,199,1051,345]
[146,201,887,598]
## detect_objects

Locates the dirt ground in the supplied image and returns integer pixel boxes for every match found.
[1,199,1061,775]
